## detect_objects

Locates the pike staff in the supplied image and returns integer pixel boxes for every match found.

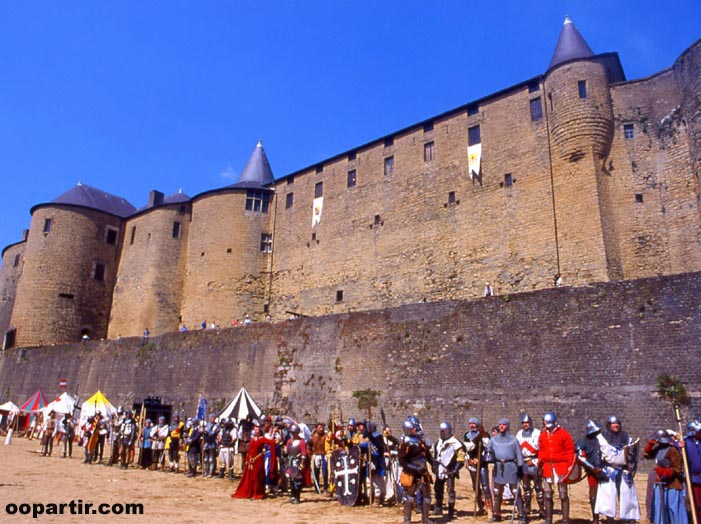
[675,404,698,524]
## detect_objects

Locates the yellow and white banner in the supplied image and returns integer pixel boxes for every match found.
[467,144,482,180]
[312,196,323,227]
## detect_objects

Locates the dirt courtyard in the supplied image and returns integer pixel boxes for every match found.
[0,437,651,524]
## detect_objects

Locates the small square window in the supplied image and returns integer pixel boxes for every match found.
[93,262,105,281]
[172,221,181,239]
[635,194,643,203]
[504,174,513,187]
[336,290,343,302]
[530,98,543,121]
[448,191,456,204]
[467,104,479,116]
[311,232,317,241]
[624,124,634,139]
[384,137,394,148]
[260,233,273,253]
[347,169,357,188]
[528,81,540,93]
[287,176,294,185]
[316,164,323,174]
[423,122,434,133]
[384,156,394,176]
[578,80,587,99]
[226,248,232,254]
[424,141,435,162]
[468,125,481,146]
[43,218,52,233]
[105,227,118,245]
[286,192,294,209]
[315,182,323,199]
[348,151,356,161]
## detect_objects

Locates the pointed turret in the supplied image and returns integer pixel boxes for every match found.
[548,16,594,70]
[231,140,275,189]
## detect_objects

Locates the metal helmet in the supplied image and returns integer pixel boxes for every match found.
[585,420,601,436]
[158,415,166,423]
[542,412,557,428]
[402,420,415,436]
[688,420,701,435]
[521,414,533,424]
[367,421,377,434]
[348,418,356,427]
[607,415,621,427]
[117,406,124,414]
[408,415,420,427]
[439,422,452,440]
[290,424,300,435]
[653,429,671,444]
[468,416,480,426]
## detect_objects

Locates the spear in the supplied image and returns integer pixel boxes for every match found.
[674,403,698,524]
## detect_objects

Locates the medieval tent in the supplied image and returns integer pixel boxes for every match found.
[219,387,262,422]
[79,391,116,426]
[44,392,76,415]
[19,389,48,413]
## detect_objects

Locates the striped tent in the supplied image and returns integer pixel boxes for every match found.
[19,389,48,413]
[219,387,262,422]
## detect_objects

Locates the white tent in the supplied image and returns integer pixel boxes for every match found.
[44,392,76,416]
[219,387,263,422]
[0,401,20,415]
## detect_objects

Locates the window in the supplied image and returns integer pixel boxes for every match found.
[43,219,52,233]
[316,164,323,174]
[286,192,294,209]
[448,191,456,204]
[578,80,587,99]
[129,226,136,245]
[530,98,543,121]
[423,122,434,133]
[384,156,394,176]
[13,254,20,268]
[245,190,271,212]
[384,137,394,148]
[105,226,118,245]
[468,125,481,146]
[315,182,323,198]
[336,290,344,302]
[467,104,479,116]
[93,262,105,281]
[287,176,294,185]
[172,221,181,239]
[548,93,554,111]
[348,151,356,161]
[504,173,513,187]
[374,214,381,225]
[424,141,435,162]
[624,124,634,139]
[260,233,273,253]
[347,169,357,188]
[528,81,540,93]
[635,194,644,203]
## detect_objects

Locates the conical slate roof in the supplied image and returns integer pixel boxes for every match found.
[548,16,594,70]
[164,189,191,205]
[230,140,275,189]
[49,182,136,218]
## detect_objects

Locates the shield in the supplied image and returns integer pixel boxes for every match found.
[332,445,361,506]
[563,460,584,484]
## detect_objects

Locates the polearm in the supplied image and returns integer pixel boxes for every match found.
[675,403,698,524]
[473,436,483,516]
[136,403,146,468]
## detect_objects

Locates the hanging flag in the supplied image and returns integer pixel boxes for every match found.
[197,396,207,421]
[312,196,323,227]
[58,379,68,390]
[467,143,482,180]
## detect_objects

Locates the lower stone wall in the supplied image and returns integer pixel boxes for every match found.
[1,272,700,440]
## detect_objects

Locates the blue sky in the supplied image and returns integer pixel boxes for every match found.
[1,1,699,253]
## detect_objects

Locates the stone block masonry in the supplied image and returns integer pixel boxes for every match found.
[1,271,699,441]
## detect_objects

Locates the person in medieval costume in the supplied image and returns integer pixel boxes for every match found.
[118,410,137,469]
[168,413,184,473]
[594,415,641,523]
[80,416,94,463]
[367,420,388,505]
[645,429,686,524]
[538,412,575,524]
[486,418,526,524]
[238,414,253,475]
[576,420,608,524]
[516,414,544,518]
[151,416,169,471]
[684,420,701,524]
[107,409,123,466]
[432,421,466,520]
[383,424,402,504]
[285,424,307,504]
[94,414,108,463]
[311,422,329,493]
[232,421,278,500]
[353,419,371,504]
[185,418,203,477]
[464,416,493,516]
[217,417,237,480]
[203,413,219,478]
[398,418,433,524]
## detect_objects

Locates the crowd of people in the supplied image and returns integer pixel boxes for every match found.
[24,408,701,524]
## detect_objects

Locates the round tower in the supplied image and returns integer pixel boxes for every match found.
[10,184,134,346]
[108,190,191,338]
[180,141,275,327]
[0,237,26,346]
[545,16,615,161]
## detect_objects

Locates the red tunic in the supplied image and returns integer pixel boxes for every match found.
[232,436,276,500]
[538,426,575,479]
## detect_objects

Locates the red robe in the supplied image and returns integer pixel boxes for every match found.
[538,426,575,479]
[232,436,276,500]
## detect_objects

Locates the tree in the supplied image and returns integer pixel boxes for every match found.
[352,389,381,420]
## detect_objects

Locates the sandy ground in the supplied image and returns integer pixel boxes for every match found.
[0,436,651,524]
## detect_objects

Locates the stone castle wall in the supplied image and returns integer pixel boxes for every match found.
[0,242,25,337]
[2,271,699,441]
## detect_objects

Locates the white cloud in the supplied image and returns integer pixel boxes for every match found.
[219,166,237,180]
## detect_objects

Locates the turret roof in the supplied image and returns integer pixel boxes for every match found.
[548,16,594,70]
[49,182,136,217]
[229,140,274,189]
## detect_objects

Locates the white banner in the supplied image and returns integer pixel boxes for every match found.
[467,143,482,179]
[312,196,323,227]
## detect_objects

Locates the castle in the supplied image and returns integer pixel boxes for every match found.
[1,18,700,349]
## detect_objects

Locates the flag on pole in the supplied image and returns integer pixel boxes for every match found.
[197,396,207,421]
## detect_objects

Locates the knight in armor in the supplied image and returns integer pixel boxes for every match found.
[576,420,607,524]
[516,414,544,518]
[151,416,169,471]
[432,421,465,520]
[645,429,686,524]
[487,418,526,524]
[185,418,203,477]
[203,413,219,478]
[81,416,94,463]
[118,410,137,469]
[217,417,237,480]
[538,412,575,524]
[311,423,329,492]
[464,416,493,516]
[383,425,402,505]
[94,413,108,463]
[398,418,433,524]
[354,419,371,503]
[285,424,307,504]
[685,420,701,523]
[107,407,124,466]
[168,413,184,473]
[366,421,388,505]
[594,415,641,523]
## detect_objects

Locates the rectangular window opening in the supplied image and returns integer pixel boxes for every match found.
[347,169,357,188]
[504,173,513,187]
[260,233,273,253]
[578,80,587,99]
[43,219,52,233]
[468,125,481,146]
[287,176,294,185]
[172,221,181,239]
[13,254,21,267]
[635,194,644,203]
[530,97,543,121]
[348,151,356,161]
[384,156,394,176]
[129,226,136,245]
[528,81,540,93]
[467,104,479,116]
[93,262,105,282]
[624,124,635,140]
[424,141,435,162]
[448,191,456,204]
[314,182,323,199]
[336,290,343,302]
[245,190,271,213]
[105,226,118,245]
[423,122,434,133]
[374,214,381,225]
[286,192,294,209]
[316,164,323,174]
[384,137,394,148]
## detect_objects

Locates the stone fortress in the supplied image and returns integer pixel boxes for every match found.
[1,18,700,350]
